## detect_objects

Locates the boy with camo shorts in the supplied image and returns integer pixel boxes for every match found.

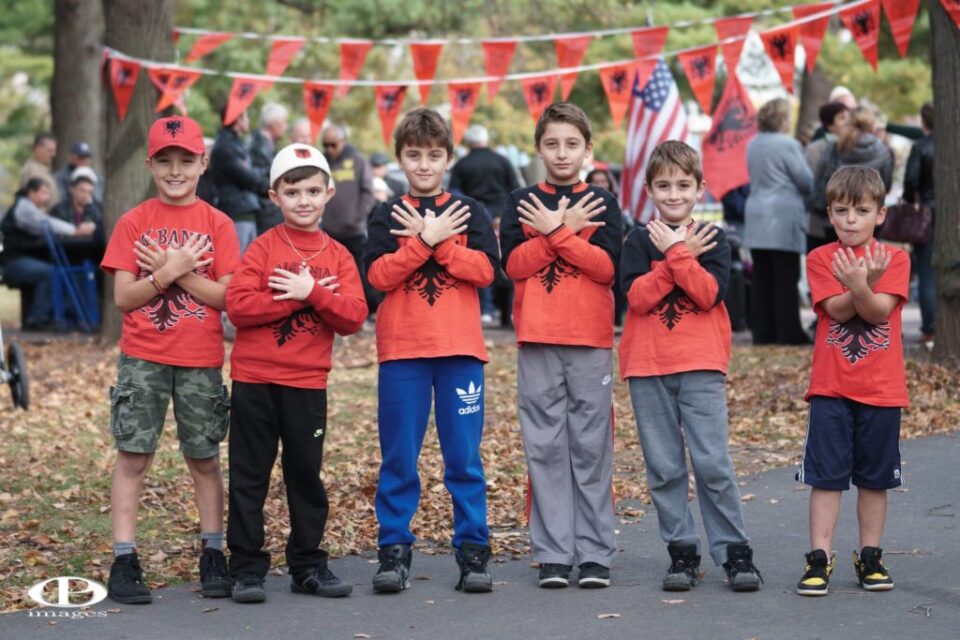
[100,116,240,604]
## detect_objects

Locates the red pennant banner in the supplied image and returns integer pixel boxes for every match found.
[302,82,335,144]
[338,40,373,97]
[481,40,517,104]
[109,58,141,122]
[184,32,233,63]
[598,64,636,129]
[447,82,482,145]
[760,26,798,94]
[678,45,718,115]
[410,42,445,104]
[882,0,920,57]
[793,3,833,73]
[634,59,658,96]
[224,76,270,126]
[266,37,305,77]
[631,25,669,59]
[520,75,558,123]
[147,67,202,113]
[941,0,960,30]
[375,85,408,147]
[714,16,752,74]
[702,75,757,200]
[554,34,593,100]
[840,0,881,70]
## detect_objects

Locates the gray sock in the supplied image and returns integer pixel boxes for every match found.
[201,532,224,551]
[114,542,136,558]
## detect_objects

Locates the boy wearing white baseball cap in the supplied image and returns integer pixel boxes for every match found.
[224,143,367,602]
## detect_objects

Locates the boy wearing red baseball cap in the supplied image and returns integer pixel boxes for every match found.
[100,116,241,604]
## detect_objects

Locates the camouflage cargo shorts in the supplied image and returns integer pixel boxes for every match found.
[109,353,230,459]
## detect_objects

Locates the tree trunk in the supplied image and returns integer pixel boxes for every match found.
[52,0,104,173]
[929,0,960,361]
[101,0,175,342]
[795,65,832,142]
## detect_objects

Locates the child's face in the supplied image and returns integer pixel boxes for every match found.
[146,147,207,206]
[828,198,886,249]
[398,143,448,196]
[269,173,335,231]
[645,166,704,225]
[537,122,592,185]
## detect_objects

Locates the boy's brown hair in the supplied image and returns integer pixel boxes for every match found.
[645,140,703,185]
[393,107,454,158]
[534,102,592,147]
[272,166,328,192]
[825,165,886,209]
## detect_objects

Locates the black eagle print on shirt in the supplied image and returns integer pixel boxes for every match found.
[404,258,460,306]
[650,288,699,330]
[537,257,580,293]
[826,317,890,364]
[269,307,324,347]
[143,283,207,332]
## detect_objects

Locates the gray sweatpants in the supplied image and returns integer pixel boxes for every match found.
[518,344,616,567]
[628,371,748,566]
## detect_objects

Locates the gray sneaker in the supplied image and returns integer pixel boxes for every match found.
[577,562,611,588]
[291,566,352,597]
[663,543,700,591]
[455,542,493,593]
[373,544,412,593]
[231,574,266,603]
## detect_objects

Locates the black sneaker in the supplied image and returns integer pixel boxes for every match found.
[796,549,835,597]
[108,552,153,604]
[373,544,411,593]
[577,562,611,589]
[538,563,572,588]
[455,542,493,593]
[231,573,266,603]
[291,566,353,597]
[722,543,763,592]
[854,546,894,591]
[199,548,231,598]
[662,543,701,591]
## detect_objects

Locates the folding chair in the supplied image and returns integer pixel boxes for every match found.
[42,224,100,333]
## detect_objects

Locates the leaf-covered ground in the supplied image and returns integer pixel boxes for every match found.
[2,333,958,610]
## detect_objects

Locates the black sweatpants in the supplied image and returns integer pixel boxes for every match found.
[227,381,329,578]
[750,248,809,345]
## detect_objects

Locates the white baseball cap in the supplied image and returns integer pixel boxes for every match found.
[270,143,332,187]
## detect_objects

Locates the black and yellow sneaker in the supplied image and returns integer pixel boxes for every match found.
[854,546,894,591]
[796,549,835,596]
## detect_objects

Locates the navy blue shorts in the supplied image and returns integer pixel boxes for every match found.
[796,396,902,491]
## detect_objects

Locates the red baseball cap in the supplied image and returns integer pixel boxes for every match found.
[147,116,205,158]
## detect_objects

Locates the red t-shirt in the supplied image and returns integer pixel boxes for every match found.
[226,225,366,389]
[100,197,240,368]
[805,241,909,407]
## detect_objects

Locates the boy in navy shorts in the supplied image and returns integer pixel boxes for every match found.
[797,166,909,596]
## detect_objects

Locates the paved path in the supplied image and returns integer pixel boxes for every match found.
[4,433,958,640]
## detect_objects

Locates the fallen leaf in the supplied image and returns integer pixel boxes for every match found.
[662,599,685,605]
[597,613,621,619]
[354,634,372,639]
[201,607,219,613]
[741,494,755,502]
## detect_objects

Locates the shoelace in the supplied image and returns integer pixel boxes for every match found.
[120,557,146,584]
[237,573,262,587]
[731,557,765,584]
[669,558,697,574]
[859,555,887,577]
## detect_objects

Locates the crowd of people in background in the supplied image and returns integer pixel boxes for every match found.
[0,89,940,343]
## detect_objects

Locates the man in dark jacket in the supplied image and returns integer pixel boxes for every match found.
[321,124,377,314]
[903,102,936,343]
[210,109,268,252]
[448,125,520,219]
[249,102,288,235]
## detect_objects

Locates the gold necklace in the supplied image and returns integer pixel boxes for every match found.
[279,224,328,268]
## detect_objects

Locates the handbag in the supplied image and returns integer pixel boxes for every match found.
[879,199,933,244]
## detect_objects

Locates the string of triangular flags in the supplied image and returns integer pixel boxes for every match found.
[106,0,947,147]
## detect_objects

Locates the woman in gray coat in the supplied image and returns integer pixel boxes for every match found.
[744,98,813,345]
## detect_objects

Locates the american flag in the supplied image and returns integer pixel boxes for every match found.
[620,59,690,223]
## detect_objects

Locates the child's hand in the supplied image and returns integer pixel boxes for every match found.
[390,200,425,237]
[562,192,606,234]
[134,236,167,273]
[864,242,891,289]
[164,233,212,279]
[420,201,471,247]
[517,193,565,236]
[683,222,719,257]
[832,246,868,291]
[269,267,315,301]
[317,275,340,295]
[646,219,686,254]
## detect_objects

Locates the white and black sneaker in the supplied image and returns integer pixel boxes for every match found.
[538,563,572,589]
[373,544,411,593]
[231,573,266,604]
[577,562,611,588]
[455,542,493,593]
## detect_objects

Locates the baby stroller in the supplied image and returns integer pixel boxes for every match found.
[0,230,30,410]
